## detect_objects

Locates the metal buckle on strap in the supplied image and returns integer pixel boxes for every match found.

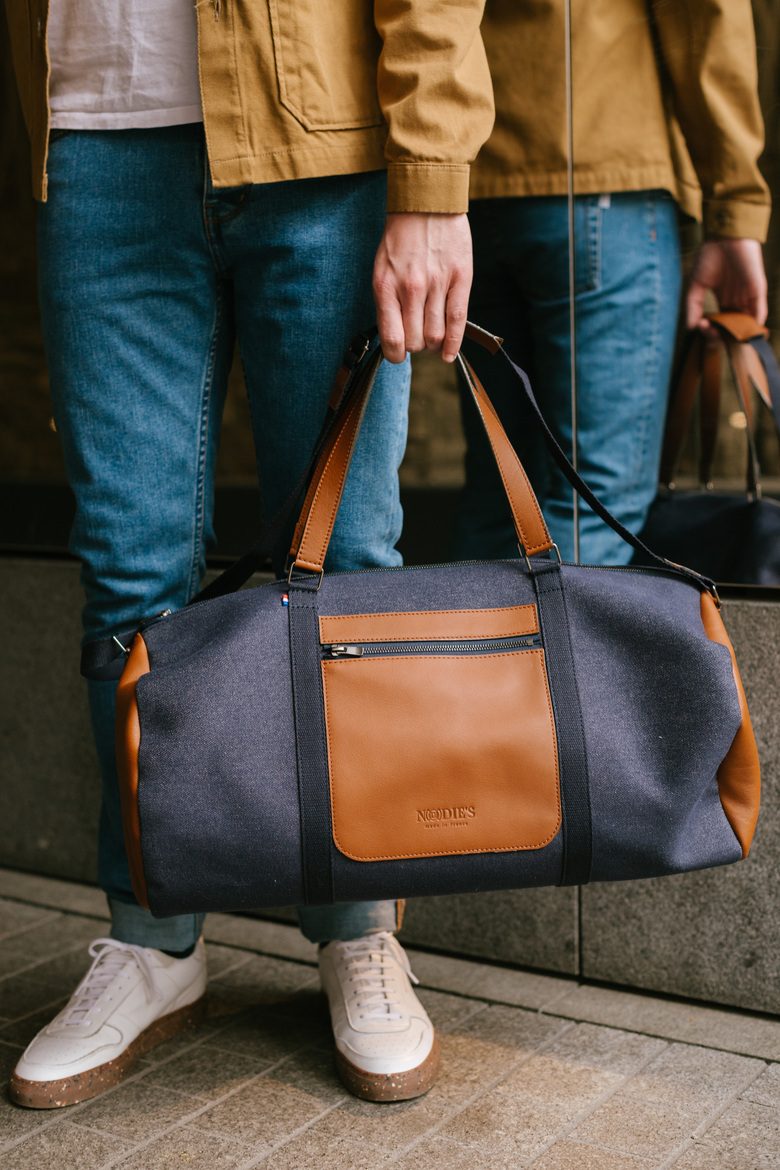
[522,543,562,573]
[287,561,324,590]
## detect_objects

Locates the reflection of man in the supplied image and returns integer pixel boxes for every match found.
[4,0,493,1108]
[457,0,770,564]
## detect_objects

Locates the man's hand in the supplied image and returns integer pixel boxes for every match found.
[685,238,768,331]
[373,213,472,364]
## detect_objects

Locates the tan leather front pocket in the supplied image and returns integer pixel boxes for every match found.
[268,0,384,131]
[320,608,561,863]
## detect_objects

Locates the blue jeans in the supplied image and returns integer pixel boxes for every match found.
[37,125,407,949]
[457,191,682,565]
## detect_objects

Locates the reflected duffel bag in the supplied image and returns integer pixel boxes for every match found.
[636,311,780,586]
[115,324,760,918]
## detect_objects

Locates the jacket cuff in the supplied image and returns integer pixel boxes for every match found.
[703,199,771,243]
[386,163,471,214]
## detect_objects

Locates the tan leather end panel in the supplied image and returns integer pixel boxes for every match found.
[320,605,539,646]
[708,311,767,343]
[700,594,761,857]
[115,634,152,908]
[322,650,560,862]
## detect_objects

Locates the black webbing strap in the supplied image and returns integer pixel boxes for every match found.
[287,578,335,905]
[80,627,140,681]
[494,346,719,598]
[530,558,593,887]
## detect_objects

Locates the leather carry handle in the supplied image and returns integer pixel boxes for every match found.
[660,311,780,495]
[288,326,555,574]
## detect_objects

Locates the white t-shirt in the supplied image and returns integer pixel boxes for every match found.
[47,0,203,130]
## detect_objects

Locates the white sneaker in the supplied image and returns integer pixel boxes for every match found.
[319,931,439,1102]
[10,937,207,1109]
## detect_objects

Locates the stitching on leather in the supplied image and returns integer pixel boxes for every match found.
[322,649,562,861]
[319,605,539,640]
[297,396,363,568]
[470,390,550,556]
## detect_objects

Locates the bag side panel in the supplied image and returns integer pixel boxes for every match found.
[563,567,745,880]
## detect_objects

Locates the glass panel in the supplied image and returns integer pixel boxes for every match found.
[569,0,780,586]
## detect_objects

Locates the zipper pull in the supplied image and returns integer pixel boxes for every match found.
[325,644,364,658]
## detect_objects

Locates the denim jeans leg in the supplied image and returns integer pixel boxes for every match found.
[37,126,231,949]
[464,191,682,565]
[221,170,408,940]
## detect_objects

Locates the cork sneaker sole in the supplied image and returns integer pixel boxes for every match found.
[335,1033,440,1102]
[9,995,207,1110]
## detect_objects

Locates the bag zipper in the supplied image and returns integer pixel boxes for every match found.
[322,634,542,659]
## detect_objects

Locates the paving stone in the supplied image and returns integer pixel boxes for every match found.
[0,998,68,1047]
[688,1097,780,1167]
[0,914,100,979]
[208,954,318,1006]
[311,1098,443,1153]
[205,944,261,981]
[624,1042,765,1110]
[440,1090,574,1161]
[540,1022,667,1077]
[571,1095,700,1160]
[407,946,574,1010]
[420,1030,525,1109]
[73,1082,202,1143]
[1,1120,129,1168]
[415,988,488,1033]
[138,1043,273,1101]
[109,1123,254,1169]
[491,1051,622,1116]
[258,1120,393,1170]
[205,914,318,965]
[532,1142,655,1169]
[0,899,58,940]
[195,1073,334,1146]
[743,1062,780,1107]
[392,1134,520,1170]
[0,973,64,1021]
[0,872,109,922]
[458,1002,571,1054]
[671,1136,780,1170]
[547,984,780,1061]
[205,1002,328,1064]
[266,1046,347,1107]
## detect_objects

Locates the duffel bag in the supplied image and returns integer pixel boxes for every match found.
[115,324,760,917]
[636,311,780,585]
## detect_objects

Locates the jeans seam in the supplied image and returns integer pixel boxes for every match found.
[187,288,224,600]
[634,194,663,499]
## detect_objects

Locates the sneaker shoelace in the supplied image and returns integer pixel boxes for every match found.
[60,938,162,1028]
[337,931,419,1023]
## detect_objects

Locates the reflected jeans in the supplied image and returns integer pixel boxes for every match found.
[458,191,682,565]
[37,125,408,950]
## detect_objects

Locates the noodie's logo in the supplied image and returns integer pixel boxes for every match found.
[416,806,475,826]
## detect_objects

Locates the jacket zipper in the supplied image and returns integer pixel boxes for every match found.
[322,634,542,659]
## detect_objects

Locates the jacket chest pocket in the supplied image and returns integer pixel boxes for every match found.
[268,0,385,131]
[319,606,562,863]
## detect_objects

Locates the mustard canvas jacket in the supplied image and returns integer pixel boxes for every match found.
[5,0,494,212]
[472,0,771,241]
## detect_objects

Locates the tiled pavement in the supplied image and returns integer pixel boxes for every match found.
[0,870,778,1170]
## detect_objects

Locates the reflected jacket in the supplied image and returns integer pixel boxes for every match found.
[473,0,771,241]
[4,0,494,212]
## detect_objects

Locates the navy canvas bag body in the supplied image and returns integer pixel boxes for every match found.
[114,324,761,918]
